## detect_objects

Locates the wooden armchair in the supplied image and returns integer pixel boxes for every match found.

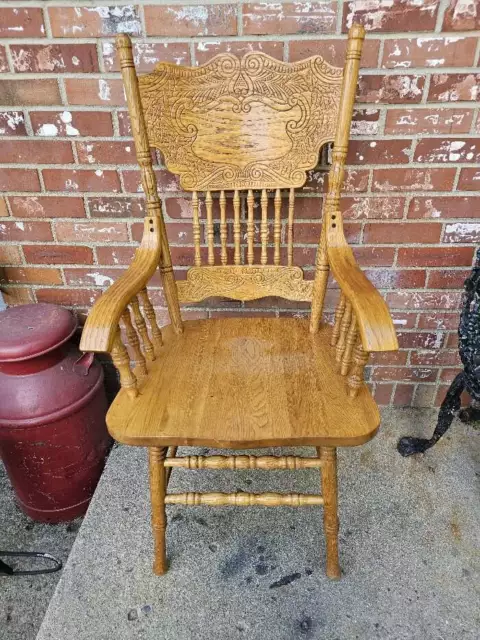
[80,25,398,579]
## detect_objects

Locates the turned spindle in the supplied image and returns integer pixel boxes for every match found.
[138,288,162,349]
[331,293,346,346]
[335,299,352,365]
[347,340,369,398]
[110,327,138,399]
[121,307,147,377]
[341,313,358,376]
[130,295,155,361]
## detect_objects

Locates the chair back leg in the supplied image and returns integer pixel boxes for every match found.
[318,446,341,579]
[149,447,168,575]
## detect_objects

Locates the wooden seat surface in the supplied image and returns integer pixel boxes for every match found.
[107,317,380,449]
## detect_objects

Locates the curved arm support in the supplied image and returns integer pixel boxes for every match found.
[79,216,162,354]
[327,215,398,353]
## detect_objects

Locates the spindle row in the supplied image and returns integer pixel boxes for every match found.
[331,292,370,398]
[191,188,296,268]
[109,287,162,398]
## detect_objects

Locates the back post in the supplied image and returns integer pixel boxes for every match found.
[310,24,365,333]
[116,34,183,334]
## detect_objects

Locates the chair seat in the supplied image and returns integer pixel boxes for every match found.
[107,317,380,449]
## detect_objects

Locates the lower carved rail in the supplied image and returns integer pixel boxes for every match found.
[164,455,323,470]
[164,492,324,506]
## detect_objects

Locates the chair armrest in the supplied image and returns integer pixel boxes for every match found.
[327,217,398,353]
[79,217,161,354]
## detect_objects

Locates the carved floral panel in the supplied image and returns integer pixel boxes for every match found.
[139,53,343,191]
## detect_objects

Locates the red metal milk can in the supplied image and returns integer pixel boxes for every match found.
[0,303,111,522]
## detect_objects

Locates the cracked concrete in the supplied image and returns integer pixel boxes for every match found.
[36,408,479,640]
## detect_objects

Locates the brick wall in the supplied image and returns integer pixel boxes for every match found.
[0,1,479,407]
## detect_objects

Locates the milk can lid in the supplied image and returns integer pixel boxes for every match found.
[0,303,77,362]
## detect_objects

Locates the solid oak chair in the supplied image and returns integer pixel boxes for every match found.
[80,26,398,579]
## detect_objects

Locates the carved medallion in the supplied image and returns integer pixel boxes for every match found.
[139,52,343,191]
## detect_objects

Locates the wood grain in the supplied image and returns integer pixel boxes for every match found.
[165,492,324,507]
[107,317,380,449]
[149,447,168,575]
[318,446,340,578]
[164,455,323,470]
[139,52,342,191]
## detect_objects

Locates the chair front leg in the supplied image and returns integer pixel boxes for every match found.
[318,446,341,579]
[149,446,168,575]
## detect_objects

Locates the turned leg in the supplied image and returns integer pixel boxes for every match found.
[149,446,168,575]
[318,446,340,579]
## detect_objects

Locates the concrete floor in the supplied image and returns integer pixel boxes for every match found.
[0,463,81,640]
[22,409,480,639]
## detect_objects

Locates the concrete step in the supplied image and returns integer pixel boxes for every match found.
[36,408,480,640]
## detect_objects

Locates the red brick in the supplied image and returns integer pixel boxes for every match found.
[397,246,474,267]
[31,111,113,137]
[418,312,459,330]
[0,220,52,242]
[443,0,480,30]
[457,168,480,191]
[117,112,132,137]
[411,350,460,367]
[64,79,125,106]
[0,112,27,136]
[88,197,144,218]
[76,141,137,165]
[382,37,476,69]
[407,196,479,219]
[1,287,35,306]
[357,74,425,103]
[49,6,141,37]
[10,44,98,74]
[0,46,8,73]
[372,367,437,383]
[440,367,463,383]
[0,169,40,192]
[414,138,480,164]
[0,80,61,106]
[428,73,479,102]
[289,38,379,67]
[348,139,411,164]
[122,169,180,193]
[96,245,135,265]
[0,198,7,217]
[55,221,128,243]
[445,332,459,348]
[63,267,124,287]
[352,246,395,267]
[103,41,190,72]
[386,290,462,310]
[428,269,470,289]
[0,8,45,38]
[195,40,283,65]
[343,0,439,32]
[23,244,93,265]
[0,245,22,265]
[363,222,441,244]
[295,222,360,244]
[373,168,455,193]
[341,197,404,220]
[36,288,101,307]
[393,383,415,406]
[373,383,394,405]
[351,109,380,136]
[443,221,480,244]
[304,168,369,193]
[385,108,474,135]
[370,350,408,366]
[365,269,426,289]
[397,331,444,350]
[434,385,470,407]
[0,140,73,164]
[9,196,85,218]
[145,4,237,36]
[243,2,337,34]
[1,267,62,286]
[43,169,120,193]
[132,221,194,245]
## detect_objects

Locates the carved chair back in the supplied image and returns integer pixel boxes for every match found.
[117,26,364,319]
